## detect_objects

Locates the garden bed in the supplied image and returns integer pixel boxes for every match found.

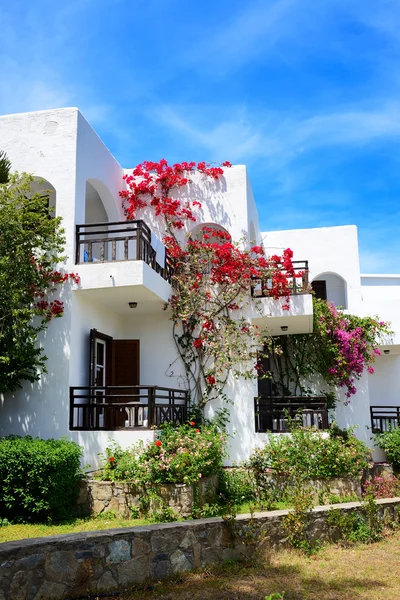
[77,475,219,519]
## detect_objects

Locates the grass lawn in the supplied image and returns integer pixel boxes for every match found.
[117,532,400,600]
[0,515,154,542]
[0,502,294,543]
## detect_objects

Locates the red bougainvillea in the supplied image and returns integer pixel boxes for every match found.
[120,159,298,406]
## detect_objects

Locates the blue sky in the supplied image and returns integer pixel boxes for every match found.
[1,0,400,272]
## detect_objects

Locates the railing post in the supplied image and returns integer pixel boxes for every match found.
[303,261,309,292]
[69,388,74,430]
[136,222,142,261]
[254,397,259,432]
[148,387,155,427]
[75,226,80,264]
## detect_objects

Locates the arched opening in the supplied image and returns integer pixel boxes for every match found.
[189,222,231,245]
[31,177,56,217]
[81,180,112,262]
[312,272,347,308]
[85,181,109,224]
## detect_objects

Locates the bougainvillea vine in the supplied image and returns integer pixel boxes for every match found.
[120,159,299,406]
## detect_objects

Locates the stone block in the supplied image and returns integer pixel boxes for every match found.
[14,554,44,570]
[150,556,171,580]
[117,556,149,585]
[10,571,33,600]
[97,571,118,593]
[170,549,192,573]
[106,540,131,565]
[45,551,78,584]
[94,483,113,502]
[132,536,151,555]
[33,580,66,600]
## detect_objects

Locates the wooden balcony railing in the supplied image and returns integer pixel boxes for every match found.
[370,406,400,433]
[254,396,328,433]
[75,220,174,283]
[251,260,309,298]
[69,386,188,431]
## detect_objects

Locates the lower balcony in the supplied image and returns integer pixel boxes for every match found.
[69,386,188,431]
[254,396,329,433]
[370,406,400,433]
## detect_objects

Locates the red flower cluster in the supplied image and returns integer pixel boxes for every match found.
[155,440,162,447]
[120,159,231,229]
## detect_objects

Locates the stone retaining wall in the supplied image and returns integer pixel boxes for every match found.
[77,475,218,519]
[258,474,361,503]
[1,498,399,600]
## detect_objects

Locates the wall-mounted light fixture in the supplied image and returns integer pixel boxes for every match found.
[384,349,390,354]
[280,326,288,332]
[128,302,138,309]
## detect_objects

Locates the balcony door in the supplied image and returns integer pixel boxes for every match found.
[89,330,140,427]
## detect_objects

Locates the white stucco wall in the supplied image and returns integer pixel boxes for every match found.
[5,108,400,468]
[263,225,362,313]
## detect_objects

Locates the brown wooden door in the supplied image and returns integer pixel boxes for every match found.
[112,340,140,426]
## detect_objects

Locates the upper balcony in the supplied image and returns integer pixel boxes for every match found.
[74,220,173,310]
[249,260,314,335]
[75,219,173,281]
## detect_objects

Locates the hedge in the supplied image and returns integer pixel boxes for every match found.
[0,435,83,522]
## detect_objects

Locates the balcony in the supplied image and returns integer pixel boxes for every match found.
[370,406,400,433]
[254,396,328,433]
[251,261,309,298]
[70,386,188,431]
[75,220,174,283]
[249,261,313,335]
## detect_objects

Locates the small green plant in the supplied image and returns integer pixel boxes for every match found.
[191,502,222,519]
[265,594,285,600]
[232,506,270,564]
[282,474,317,555]
[151,505,179,523]
[130,506,141,519]
[0,517,10,527]
[95,511,118,521]
[218,467,257,507]
[374,427,400,472]
[327,494,383,544]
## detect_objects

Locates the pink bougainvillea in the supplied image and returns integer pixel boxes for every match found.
[315,300,390,399]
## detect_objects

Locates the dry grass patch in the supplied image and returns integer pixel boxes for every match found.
[121,532,400,600]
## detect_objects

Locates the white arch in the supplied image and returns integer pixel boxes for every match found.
[31,176,56,216]
[312,271,348,309]
[85,178,119,223]
[189,222,231,244]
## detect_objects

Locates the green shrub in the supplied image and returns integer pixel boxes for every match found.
[327,494,383,544]
[248,422,370,481]
[100,422,226,485]
[0,435,83,522]
[374,427,400,472]
[218,468,257,506]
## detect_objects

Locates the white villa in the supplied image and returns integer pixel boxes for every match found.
[0,107,399,468]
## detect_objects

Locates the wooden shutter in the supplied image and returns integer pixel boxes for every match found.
[88,329,113,387]
[112,340,140,387]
